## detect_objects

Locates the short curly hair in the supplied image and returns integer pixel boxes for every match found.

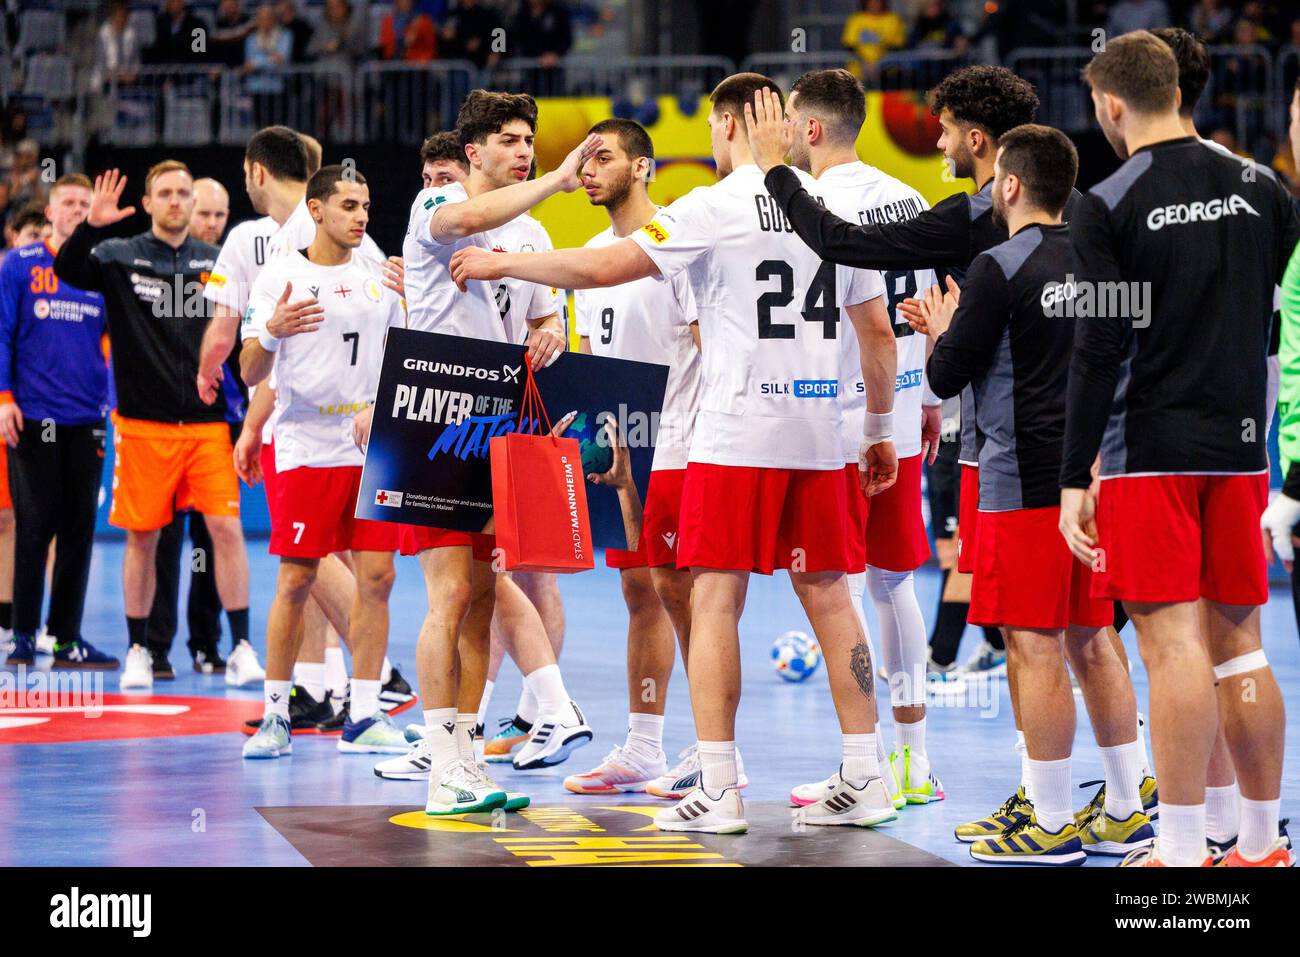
[929,66,1040,141]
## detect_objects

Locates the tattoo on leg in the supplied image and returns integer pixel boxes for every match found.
[850,640,874,700]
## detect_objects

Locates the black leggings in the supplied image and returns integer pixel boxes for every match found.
[8,421,106,639]
[145,510,224,656]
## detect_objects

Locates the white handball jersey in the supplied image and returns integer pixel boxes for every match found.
[242,250,405,471]
[483,214,562,344]
[204,202,384,316]
[402,183,504,341]
[812,161,936,462]
[574,224,702,472]
[629,165,878,471]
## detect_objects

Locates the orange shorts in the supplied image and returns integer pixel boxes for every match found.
[109,414,240,531]
[0,442,9,509]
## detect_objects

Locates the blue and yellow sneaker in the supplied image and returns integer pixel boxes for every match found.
[338,709,410,754]
[1074,776,1159,828]
[954,787,1032,843]
[891,746,944,804]
[4,632,36,667]
[970,816,1087,866]
[1079,809,1156,856]
[484,715,532,764]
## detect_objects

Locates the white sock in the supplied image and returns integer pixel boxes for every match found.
[381,656,393,685]
[525,664,578,725]
[1237,796,1281,861]
[424,707,458,775]
[293,661,326,703]
[1016,730,1033,803]
[699,739,737,793]
[867,567,928,708]
[351,678,381,722]
[841,732,880,787]
[1156,803,1208,866]
[877,732,889,765]
[625,712,664,761]
[1135,711,1152,776]
[896,716,926,759]
[1099,739,1144,819]
[1026,755,1072,833]
[515,685,538,725]
[1205,783,1240,844]
[264,679,292,720]
[324,644,348,699]
[475,678,495,730]
[455,713,477,761]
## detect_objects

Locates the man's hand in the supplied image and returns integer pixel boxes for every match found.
[196,366,223,405]
[0,401,24,448]
[449,246,505,292]
[860,439,898,496]
[524,325,565,370]
[743,86,790,173]
[1059,487,1099,566]
[87,168,137,228]
[233,424,264,486]
[352,405,375,451]
[586,417,632,489]
[908,275,961,339]
[1260,491,1300,571]
[921,403,941,465]
[266,281,324,339]
[552,133,604,193]
[381,255,405,298]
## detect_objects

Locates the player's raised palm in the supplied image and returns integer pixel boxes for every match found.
[87,169,137,228]
[554,133,604,192]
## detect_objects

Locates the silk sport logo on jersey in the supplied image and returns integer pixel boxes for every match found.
[760,380,839,398]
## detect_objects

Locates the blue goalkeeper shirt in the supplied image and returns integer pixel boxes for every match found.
[0,241,108,426]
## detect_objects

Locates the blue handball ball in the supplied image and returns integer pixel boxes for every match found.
[771,630,821,683]
[563,411,614,476]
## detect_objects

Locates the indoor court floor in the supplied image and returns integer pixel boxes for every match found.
[3,541,1298,868]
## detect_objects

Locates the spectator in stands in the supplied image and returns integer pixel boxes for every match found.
[7,141,47,213]
[1189,0,1234,43]
[1105,0,1170,36]
[907,0,968,53]
[842,0,906,78]
[381,0,439,62]
[147,0,210,64]
[971,0,1065,62]
[245,4,293,127]
[1237,2,1277,45]
[309,0,366,67]
[443,0,503,69]
[420,130,469,187]
[277,0,314,63]
[512,0,572,95]
[211,0,256,67]
[93,0,142,89]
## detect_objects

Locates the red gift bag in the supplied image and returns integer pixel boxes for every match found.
[489,363,595,573]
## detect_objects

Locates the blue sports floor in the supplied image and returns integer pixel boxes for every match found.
[2,540,1298,867]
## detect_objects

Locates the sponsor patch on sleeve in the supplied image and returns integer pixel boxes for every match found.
[207,272,227,287]
[641,220,670,244]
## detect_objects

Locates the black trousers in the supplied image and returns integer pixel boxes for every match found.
[7,421,106,639]
[145,509,223,656]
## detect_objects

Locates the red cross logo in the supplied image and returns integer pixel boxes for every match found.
[376,490,389,504]
[334,284,352,299]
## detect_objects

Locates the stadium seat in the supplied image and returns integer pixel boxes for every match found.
[16,10,67,56]
[22,53,75,101]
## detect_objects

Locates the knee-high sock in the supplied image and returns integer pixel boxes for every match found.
[866,567,928,712]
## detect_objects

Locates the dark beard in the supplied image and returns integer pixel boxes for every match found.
[592,170,634,208]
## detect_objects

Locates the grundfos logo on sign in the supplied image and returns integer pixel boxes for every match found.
[1146,195,1259,230]
[402,359,521,382]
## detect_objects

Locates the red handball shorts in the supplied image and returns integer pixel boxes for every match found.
[1091,472,1269,606]
[842,454,932,574]
[677,462,854,574]
[606,468,687,570]
[268,465,399,558]
[956,463,979,574]
[968,504,1113,630]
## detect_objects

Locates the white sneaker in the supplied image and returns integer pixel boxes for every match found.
[375,740,434,780]
[512,701,593,770]
[34,627,55,656]
[403,723,427,744]
[564,745,667,794]
[469,760,530,811]
[798,772,898,828]
[225,640,266,687]
[426,757,508,816]
[793,759,905,808]
[645,744,748,800]
[655,786,748,833]
[120,645,153,691]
